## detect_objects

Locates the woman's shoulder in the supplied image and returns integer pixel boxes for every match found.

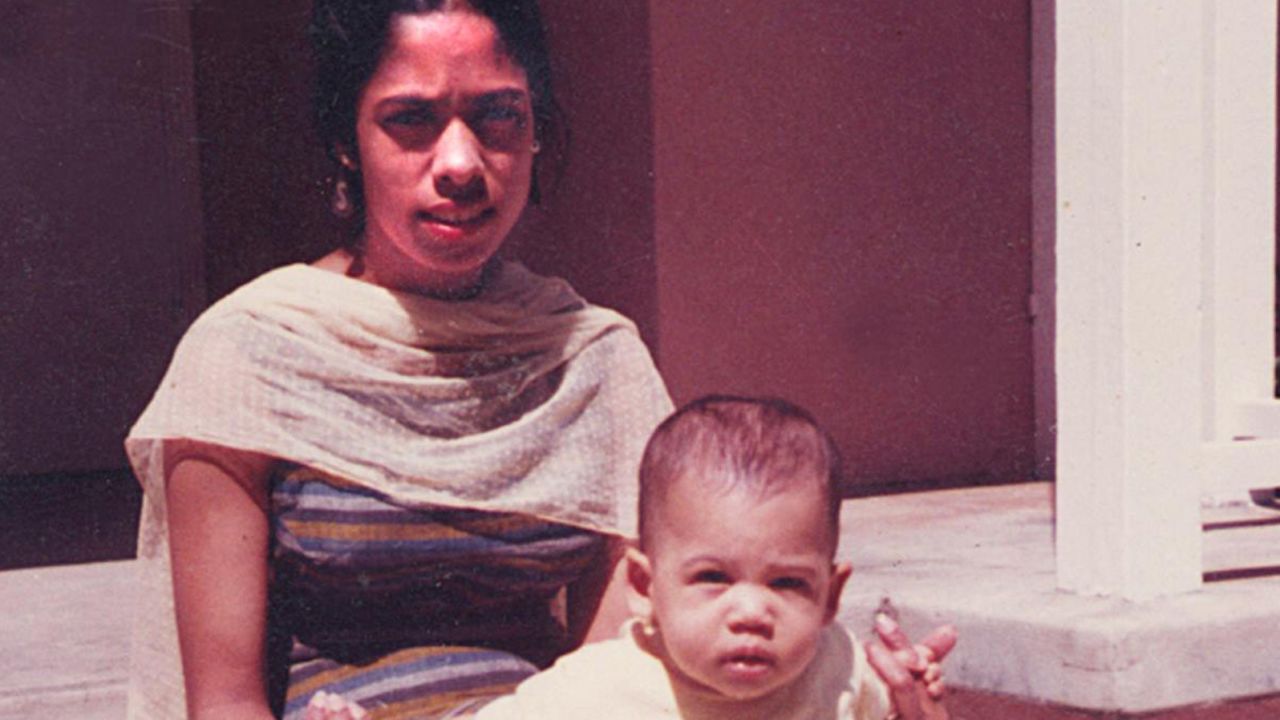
[155,264,340,396]
[191,263,332,323]
[177,262,385,357]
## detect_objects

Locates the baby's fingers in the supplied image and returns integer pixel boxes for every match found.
[874,613,924,672]
[921,622,962,661]
[866,640,924,718]
[924,662,946,700]
[919,625,958,664]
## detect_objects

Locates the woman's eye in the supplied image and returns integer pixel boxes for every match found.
[479,105,522,123]
[692,570,730,584]
[472,105,527,140]
[468,105,529,150]
[385,109,436,127]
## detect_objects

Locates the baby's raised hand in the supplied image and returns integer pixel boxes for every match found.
[304,690,370,720]
[865,613,957,720]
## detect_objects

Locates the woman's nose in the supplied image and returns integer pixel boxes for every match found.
[726,587,775,638]
[433,119,485,201]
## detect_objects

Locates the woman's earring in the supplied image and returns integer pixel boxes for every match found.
[331,176,354,218]
[531,139,542,154]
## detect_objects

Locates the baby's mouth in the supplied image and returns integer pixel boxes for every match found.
[722,649,777,673]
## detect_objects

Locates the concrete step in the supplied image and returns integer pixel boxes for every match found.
[0,560,132,719]
[6,484,1279,718]
[836,482,1280,714]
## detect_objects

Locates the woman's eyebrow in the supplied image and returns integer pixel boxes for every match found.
[374,95,442,110]
[374,89,528,110]
[473,88,530,105]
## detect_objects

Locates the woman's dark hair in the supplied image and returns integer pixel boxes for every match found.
[310,0,562,234]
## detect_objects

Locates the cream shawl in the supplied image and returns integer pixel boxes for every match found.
[124,262,672,719]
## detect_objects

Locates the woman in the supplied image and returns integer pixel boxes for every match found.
[128,2,670,718]
[128,2,953,718]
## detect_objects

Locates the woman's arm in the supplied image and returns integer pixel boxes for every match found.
[165,441,276,720]
[567,537,632,645]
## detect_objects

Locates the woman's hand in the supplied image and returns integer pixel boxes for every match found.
[865,613,958,720]
[304,691,370,720]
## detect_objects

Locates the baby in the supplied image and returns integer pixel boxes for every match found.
[476,395,899,719]
[308,395,949,720]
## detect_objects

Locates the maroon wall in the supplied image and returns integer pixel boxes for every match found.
[190,1,1041,491]
[0,2,203,476]
[1,2,1037,567]
[5,0,1036,496]
[649,2,1036,490]
[511,2,659,346]
[191,1,341,301]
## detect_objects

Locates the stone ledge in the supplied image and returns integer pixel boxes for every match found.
[0,560,132,720]
[835,482,1280,713]
[7,485,1279,717]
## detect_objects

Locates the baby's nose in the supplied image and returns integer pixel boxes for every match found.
[726,588,775,638]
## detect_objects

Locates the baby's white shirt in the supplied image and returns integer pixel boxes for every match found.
[474,621,893,720]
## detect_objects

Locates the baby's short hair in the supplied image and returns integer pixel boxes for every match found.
[637,395,843,554]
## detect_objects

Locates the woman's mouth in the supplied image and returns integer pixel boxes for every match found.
[417,208,496,237]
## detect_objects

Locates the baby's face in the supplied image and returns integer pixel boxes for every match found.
[635,474,846,701]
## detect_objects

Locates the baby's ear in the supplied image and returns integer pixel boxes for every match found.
[824,562,853,624]
[625,546,655,622]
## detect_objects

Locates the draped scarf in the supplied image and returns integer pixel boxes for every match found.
[124,262,672,719]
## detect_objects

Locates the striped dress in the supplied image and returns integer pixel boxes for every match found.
[267,465,608,719]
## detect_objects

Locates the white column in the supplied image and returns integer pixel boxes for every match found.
[1055,1,1205,600]
[1200,1,1280,497]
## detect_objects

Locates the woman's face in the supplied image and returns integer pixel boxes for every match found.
[352,9,535,295]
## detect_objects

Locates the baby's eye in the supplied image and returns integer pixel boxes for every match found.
[692,569,730,584]
[770,577,811,592]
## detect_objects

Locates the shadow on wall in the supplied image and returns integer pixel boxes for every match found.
[0,472,141,570]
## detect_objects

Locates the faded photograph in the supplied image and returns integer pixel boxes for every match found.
[2,2,1277,719]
